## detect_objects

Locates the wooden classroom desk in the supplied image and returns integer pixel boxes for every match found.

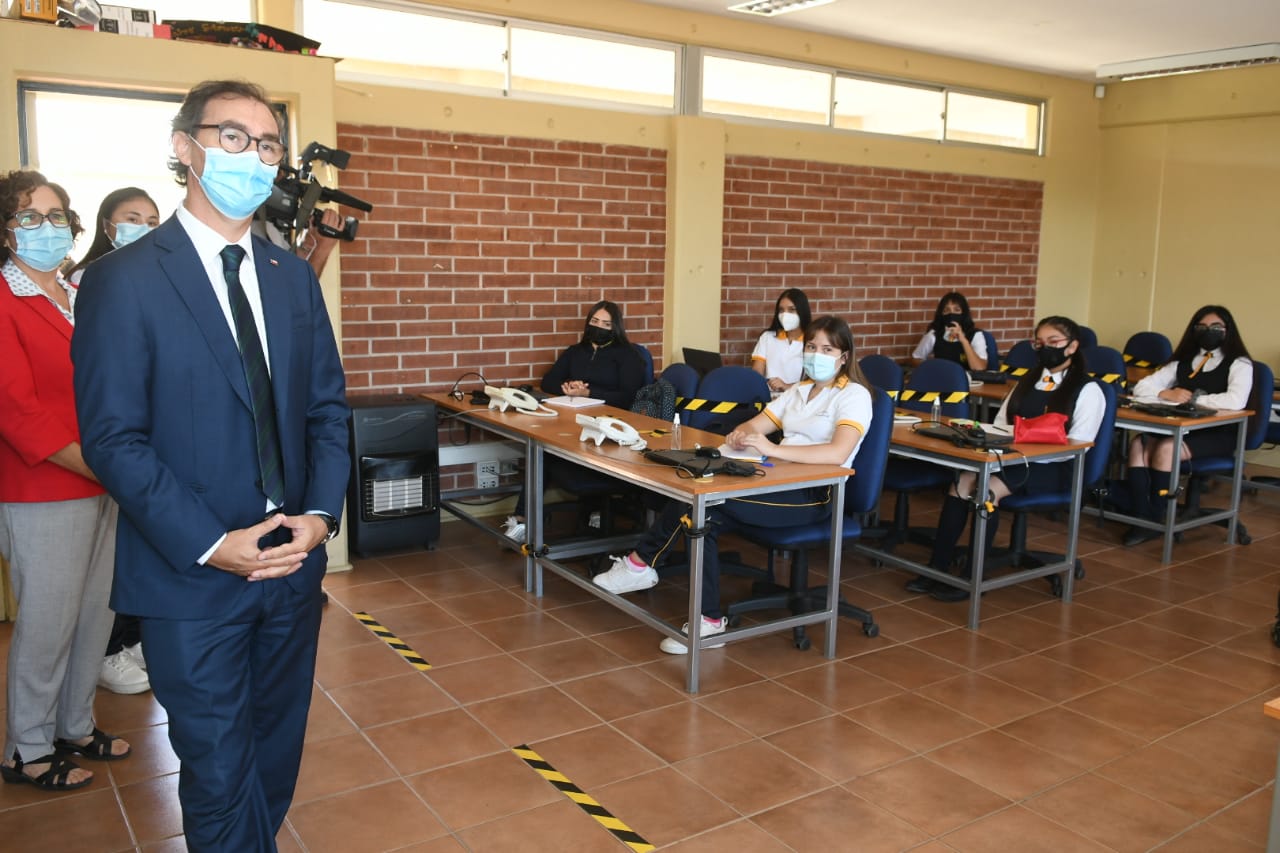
[423,392,854,692]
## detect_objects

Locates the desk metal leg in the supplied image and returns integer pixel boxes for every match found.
[685,495,707,694]
[1162,426,1185,566]
[1228,418,1246,545]
[823,485,846,659]
[967,466,992,631]
[1062,451,1086,603]
[525,442,543,596]
[1269,745,1280,853]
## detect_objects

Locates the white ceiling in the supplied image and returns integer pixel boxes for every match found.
[638,0,1280,79]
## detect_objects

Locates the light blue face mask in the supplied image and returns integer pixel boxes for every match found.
[9,221,74,272]
[110,221,154,250]
[190,138,278,220]
[802,351,842,383]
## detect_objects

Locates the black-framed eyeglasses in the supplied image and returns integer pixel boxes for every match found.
[8,209,72,230]
[1193,323,1226,333]
[191,123,286,166]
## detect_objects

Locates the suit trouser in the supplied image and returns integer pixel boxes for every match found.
[0,495,118,761]
[142,577,322,853]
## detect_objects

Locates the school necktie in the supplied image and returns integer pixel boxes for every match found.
[1188,351,1212,378]
[1042,372,1056,391]
[220,245,285,508]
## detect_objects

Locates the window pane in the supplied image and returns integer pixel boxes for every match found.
[833,77,942,140]
[22,89,186,263]
[946,92,1041,151]
[702,55,830,125]
[509,28,675,109]
[301,0,506,90]
[153,0,253,20]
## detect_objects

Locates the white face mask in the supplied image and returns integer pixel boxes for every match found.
[778,311,801,332]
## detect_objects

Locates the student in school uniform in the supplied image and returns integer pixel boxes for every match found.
[907,315,1105,601]
[592,315,875,651]
[1122,305,1253,546]
[750,288,811,393]
[911,291,989,371]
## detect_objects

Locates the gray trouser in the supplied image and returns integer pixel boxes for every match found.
[1,495,117,761]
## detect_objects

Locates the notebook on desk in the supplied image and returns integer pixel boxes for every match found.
[682,347,724,377]
[1124,400,1219,419]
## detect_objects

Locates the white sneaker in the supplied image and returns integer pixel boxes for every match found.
[124,641,147,672]
[501,516,526,542]
[100,649,150,694]
[592,555,659,594]
[659,617,727,655]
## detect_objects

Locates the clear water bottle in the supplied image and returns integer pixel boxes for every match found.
[671,413,682,448]
[930,396,942,425]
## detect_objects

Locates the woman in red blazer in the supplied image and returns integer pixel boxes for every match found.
[0,170,130,792]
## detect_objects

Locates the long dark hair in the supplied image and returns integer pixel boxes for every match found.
[1007,315,1089,416]
[1170,305,1251,365]
[766,288,812,334]
[579,300,631,348]
[66,187,158,278]
[0,170,83,266]
[805,315,870,389]
[931,291,976,340]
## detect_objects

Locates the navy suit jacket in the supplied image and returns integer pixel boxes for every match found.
[72,216,350,620]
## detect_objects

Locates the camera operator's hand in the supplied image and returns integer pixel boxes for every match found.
[303,208,344,276]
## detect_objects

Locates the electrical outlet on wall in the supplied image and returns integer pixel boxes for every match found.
[476,460,499,490]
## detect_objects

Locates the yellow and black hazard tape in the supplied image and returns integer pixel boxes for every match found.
[888,389,970,404]
[997,364,1031,377]
[1122,353,1156,368]
[353,611,431,671]
[1089,371,1126,385]
[513,745,654,852]
[673,396,764,415]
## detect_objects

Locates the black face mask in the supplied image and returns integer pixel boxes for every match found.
[1195,327,1226,351]
[585,326,613,346]
[936,313,968,335]
[1036,341,1072,371]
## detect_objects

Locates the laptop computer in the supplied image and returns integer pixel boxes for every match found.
[682,347,724,377]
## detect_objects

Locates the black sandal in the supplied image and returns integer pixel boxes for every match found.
[53,728,131,762]
[0,750,92,791]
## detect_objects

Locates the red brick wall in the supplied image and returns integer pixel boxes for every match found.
[721,157,1042,365]
[335,123,668,394]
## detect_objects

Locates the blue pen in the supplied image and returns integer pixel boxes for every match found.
[759,460,774,468]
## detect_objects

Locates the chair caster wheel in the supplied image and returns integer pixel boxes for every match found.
[1048,575,1064,598]
[1272,622,1280,649]
[794,635,811,651]
[863,622,879,638]
[726,614,743,629]
[1238,531,1252,546]
[1074,560,1085,580]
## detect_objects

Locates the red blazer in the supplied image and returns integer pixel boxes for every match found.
[0,271,103,502]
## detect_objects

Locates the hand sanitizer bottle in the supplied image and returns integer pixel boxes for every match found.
[930,396,942,425]
[671,413,682,449]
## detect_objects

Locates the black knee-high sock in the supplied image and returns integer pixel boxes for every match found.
[1127,467,1151,519]
[929,495,971,572]
[1150,472,1171,520]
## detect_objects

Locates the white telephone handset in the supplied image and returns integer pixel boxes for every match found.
[576,414,647,450]
[484,385,556,417]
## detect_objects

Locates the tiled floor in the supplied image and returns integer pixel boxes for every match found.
[3,488,1280,851]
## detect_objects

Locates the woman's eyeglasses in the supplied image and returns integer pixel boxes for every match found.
[8,209,72,230]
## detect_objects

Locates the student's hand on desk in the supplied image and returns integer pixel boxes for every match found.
[562,380,590,397]
[726,430,768,453]
[1159,388,1194,404]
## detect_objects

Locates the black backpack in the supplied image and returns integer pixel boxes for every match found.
[631,379,676,422]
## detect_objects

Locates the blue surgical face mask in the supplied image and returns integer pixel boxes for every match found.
[190,137,278,220]
[803,351,841,383]
[111,221,154,250]
[9,221,74,272]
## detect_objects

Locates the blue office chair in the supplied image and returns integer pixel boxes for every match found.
[979,330,1000,372]
[660,363,699,400]
[1123,331,1173,369]
[634,343,655,385]
[1082,345,1127,389]
[995,380,1118,596]
[1076,326,1098,350]
[1253,413,1280,490]
[724,386,894,648]
[1002,340,1038,373]
[900,358,969,419]
[858,354,903,397]
[1179,360,1274,545]
[685,366,771,435]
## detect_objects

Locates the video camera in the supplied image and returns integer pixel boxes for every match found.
[265,141,373,248]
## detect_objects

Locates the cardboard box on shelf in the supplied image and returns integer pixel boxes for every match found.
[7,0,58,22]
[165,20,320,55]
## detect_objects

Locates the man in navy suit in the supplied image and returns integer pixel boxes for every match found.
[72,80,349,852]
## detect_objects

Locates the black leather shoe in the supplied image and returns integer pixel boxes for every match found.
[930,583,971,603]
[1122,526,1162,547]
[904,575,937,594]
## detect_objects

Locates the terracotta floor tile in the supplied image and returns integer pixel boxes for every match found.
[288,780,447,853]
[1095,743,1260,818]
[1219,625,1280,667]
[1025,772,1197,853]
[1154,821,1267,852]
[0,786,133,852]
[587,625,671,664]
[1169,646,1280,693]
[511,637,629,682]
[982,652,1109,702]
[548,599,648,635]
[293,731,397,804]
[1064,683,1212,740]
[428,654,548,704]
[469,611,583,652]
[915,672,1051,726]
[406,750,559,831]
[1122,663,1254,717]
[846,692,986,753]
[303,689,359,744]
[1091,620,1210,662]
[612,702,753,763]
[390,837,470,853]
[1112,573,1211,606]
[845,644,968,690]
[998,706,1145,770]
[1206,786,1272,847]
[847,755,1010,836]
[677,739,829,815]
[104,723,179,787]
[327,672,455,729]
[927,729,1082,799]
[941,804,1113,853]
[723,632,842,678]
[327,577,428,613]
[365,600,462,638]
[641,651,766,695]
[141,836,190,852]
[556,667,686,721]
[458,797,626,853]
[316,605,383,651]
[92,688,170,733]
[397,625,503,667]
[662,819,793,852]
[593,766,743,847]
[973,612,1081,653]
[1018,599,1131,636]
[866,602,956,643]
[696,680,830,736]
[439,588,538,623]
[375,547,467,579]
[1188,592,1277,627]
[753,786,929,852]
[1139,605,1253,644]
[773,660,904,711]
[403,567,502,599]
[321,562,397,590]
[766,714,912,782]
[364,708,504,775]
[530,725,665,790]
[314,638,416,690]
[908,628,1025,669]
[1037,636,1161,681]
[466,686,600,745]
[1159,716,1280,785]
[118,772,184,845]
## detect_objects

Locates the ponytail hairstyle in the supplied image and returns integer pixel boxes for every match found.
[1006,315,1089,416]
